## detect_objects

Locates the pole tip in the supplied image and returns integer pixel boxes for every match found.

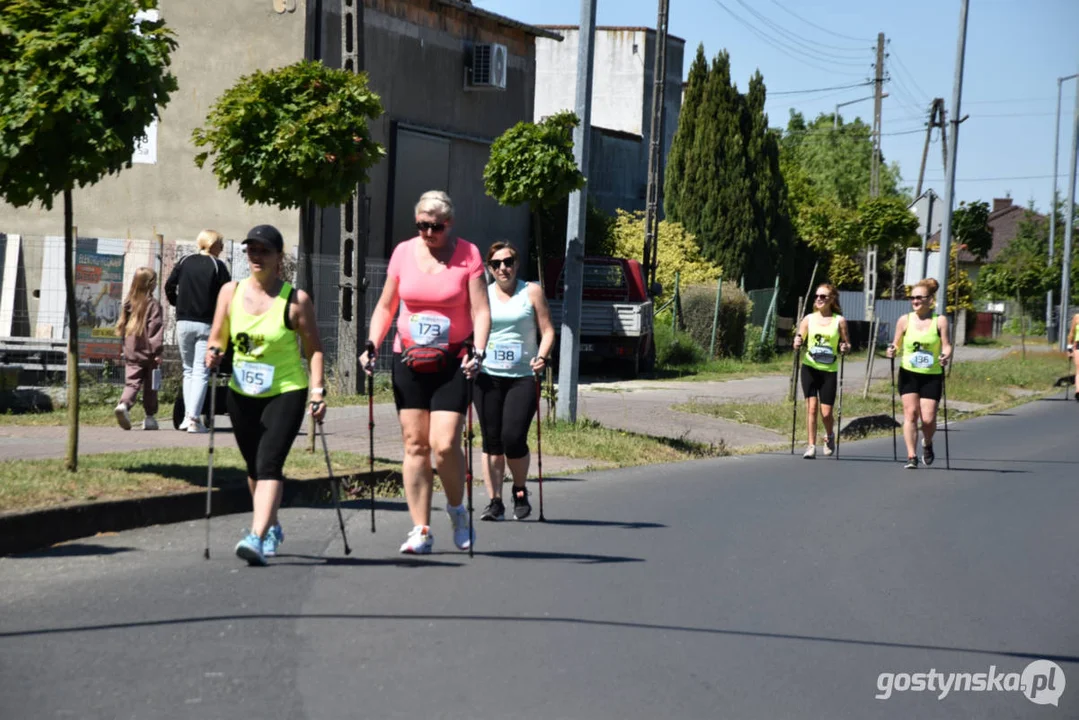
[203,549,210,560]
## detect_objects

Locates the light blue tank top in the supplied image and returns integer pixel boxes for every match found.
[483,280,539,378]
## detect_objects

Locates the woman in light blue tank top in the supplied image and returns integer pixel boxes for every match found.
[475,242,555,521]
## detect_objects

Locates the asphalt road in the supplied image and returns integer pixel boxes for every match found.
[1,397,1077,719]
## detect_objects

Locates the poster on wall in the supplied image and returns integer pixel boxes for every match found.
[76,242,125,360]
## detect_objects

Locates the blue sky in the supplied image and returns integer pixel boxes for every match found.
[476,0,1079,214]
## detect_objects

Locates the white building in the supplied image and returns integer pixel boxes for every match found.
[535,26,685,216]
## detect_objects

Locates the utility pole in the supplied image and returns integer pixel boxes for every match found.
[642,0,670,294]
[1048,74,1077,343]
[863,32,884,321]
[936,0,969,314]
[1060,63,1079,351]
[556,0,597,422]
[914,99,945,284]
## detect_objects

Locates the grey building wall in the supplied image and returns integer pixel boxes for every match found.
[0,0,305,244]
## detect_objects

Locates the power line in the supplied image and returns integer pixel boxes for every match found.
[769,80,874,96]
[765,0,875,44]
[888,47,932,104]
[731,0,870,62]
[921,174,1066,183]
[708,0,871,77]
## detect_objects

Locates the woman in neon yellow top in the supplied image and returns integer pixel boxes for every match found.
[792,283,850,458]
[1068,312,1079,402]
[206,225,326,566]
[886,278,953,470]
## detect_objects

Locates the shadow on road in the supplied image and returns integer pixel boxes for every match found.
[4,613,1076,666]
[271,553,464,568]
[537,518,666,530]
[481,549,643,564]
[16,543,136,558]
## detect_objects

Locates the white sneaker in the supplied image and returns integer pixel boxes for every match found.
[142,415,159,431]
[187,418,209,434]
[447,504,473,550]
[823,435,835,456]
[178,416,191,431]
[114,403,131,430]
[802,445,816,459]
[399,525,433,554]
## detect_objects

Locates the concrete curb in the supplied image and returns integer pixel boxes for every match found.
[0,470,396,556]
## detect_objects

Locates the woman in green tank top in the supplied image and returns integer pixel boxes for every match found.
[1068,312,1079,401]
[792,283,850,458]
[886,278,953,469]
[205,225,327,566]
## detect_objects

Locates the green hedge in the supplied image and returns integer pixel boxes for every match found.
[679,282,750,358]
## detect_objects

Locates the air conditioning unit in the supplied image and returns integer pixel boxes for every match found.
[468,43,507,90]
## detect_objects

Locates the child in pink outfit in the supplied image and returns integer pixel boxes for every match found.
[114,267,164,430]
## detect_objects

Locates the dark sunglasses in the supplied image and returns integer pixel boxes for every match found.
[814,294,831,300]
[489,257,516,270]
[910,295,929,301]
[416,221,446,233]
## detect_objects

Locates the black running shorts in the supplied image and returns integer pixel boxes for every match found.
[897,368,942,401]
[227,388,307,481]
[473,374,537,458]
[801,365,838,406]
[391,352,468,413]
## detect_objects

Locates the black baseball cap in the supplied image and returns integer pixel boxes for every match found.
[242,224,284,253]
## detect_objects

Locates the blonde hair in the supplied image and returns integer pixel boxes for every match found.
[815,283,842,314]
[414,190,454,221]
[116,267,157,338]
[196,229,223,253]
[913,278,939,305]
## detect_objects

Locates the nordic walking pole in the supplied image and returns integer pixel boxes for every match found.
[835,353,845,460]
[890,355,898,462]
[941,361,951,471]
[535,372,545,522]
[203,368,219,560]
[316,411,352,555]
[465,345,476,558]
[790,345,801,455]
[365,340,377,533]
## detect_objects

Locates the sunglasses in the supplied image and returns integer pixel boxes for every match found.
[416,221,446,233]
[814,294,831,300]
[489,257,516,270]
[910,295,929,301]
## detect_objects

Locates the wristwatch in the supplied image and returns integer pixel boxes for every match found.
[473,349,486,361]
[310,387,325,397]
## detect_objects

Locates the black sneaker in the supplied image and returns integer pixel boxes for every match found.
[512,487,532,520]
[904,456,919,470]
[922,443,935,466]
[480,498,504,522]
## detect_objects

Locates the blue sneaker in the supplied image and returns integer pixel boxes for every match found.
[263,524,284,557]
[234,532,267,566]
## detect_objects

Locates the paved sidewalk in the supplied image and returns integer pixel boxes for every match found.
[0,344,1032,467]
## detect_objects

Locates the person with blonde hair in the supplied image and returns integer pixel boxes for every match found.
[1068,311,1079,402]
[114,267,164,431]
[166,229,230,433]
[886,277,953,469]
[361,190,491,554]
[792,283,850,458]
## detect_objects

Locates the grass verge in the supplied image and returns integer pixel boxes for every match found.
[0,447,388,514]
[676,350,1071,439]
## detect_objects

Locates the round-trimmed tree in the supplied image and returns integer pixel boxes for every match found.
[0,0,178,471]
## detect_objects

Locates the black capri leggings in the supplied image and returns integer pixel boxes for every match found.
[473,374,537,459]
[801,365,838,406]
[227,388,308,481]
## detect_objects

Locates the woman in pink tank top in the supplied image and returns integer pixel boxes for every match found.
[361,191,491,555]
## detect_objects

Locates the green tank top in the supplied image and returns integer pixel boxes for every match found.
[228,280,308,397]
[900,312,942,375]
[801,312,842,372]
[483,280,539,378]
[1074,315,1079,342]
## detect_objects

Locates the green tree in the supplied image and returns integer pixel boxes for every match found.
[193,60,384,209]
[664,49,796,290]
[0,0,177,471]
[952,200,993,261]
[484,111,586,286]
[606,210,722,295]
[977,207,1055,312]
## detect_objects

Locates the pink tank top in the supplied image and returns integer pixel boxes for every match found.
[387,237,484,352]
